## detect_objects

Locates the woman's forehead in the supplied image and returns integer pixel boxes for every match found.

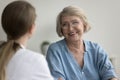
[61,16,81,22]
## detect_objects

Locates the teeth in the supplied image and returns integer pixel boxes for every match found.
[69,32,75,36]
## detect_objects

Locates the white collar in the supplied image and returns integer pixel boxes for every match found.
[19,44,26,49]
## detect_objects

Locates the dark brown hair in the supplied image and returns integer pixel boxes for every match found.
[0,1,36,80]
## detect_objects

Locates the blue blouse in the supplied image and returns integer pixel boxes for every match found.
[46,39,117,80]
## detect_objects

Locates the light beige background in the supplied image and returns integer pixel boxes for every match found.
[0,0,120,78]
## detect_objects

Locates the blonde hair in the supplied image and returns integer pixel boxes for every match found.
[56,5,91,37]
[0,41,19,80]
[0,0,36,80]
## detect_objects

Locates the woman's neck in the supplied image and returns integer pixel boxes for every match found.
[14,35,29,48]
[66,39,85,55]
[66,39,83,49]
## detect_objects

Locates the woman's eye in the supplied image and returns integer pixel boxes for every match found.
[62,23,67,27]
[73,21,79,24]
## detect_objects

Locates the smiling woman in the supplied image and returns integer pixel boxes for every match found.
[0,0,120,79]
[46,5,118,80]
[61,16,85,43]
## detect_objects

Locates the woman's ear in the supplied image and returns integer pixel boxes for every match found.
[28,24,36,38]
[29,24,36,34]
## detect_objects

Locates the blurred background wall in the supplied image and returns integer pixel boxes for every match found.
[0,0,120,78]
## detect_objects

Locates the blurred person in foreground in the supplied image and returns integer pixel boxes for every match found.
[0,1,53,80]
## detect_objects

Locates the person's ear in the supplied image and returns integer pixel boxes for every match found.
[29,23,36,35]
[28,24,36,38]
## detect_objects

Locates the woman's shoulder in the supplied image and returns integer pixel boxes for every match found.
[84,40,101,49]
[84,40,106,56]
[49,39,65,49]
[7,48,48,73]
[7,49,53,80]
[17,48,45,61]
[8,48,46,67]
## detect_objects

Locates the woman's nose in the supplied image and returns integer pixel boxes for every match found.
[68,23,74,31]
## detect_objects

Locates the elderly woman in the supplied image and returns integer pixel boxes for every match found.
[46,5,118,80]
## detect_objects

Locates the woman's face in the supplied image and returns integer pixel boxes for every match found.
[61,16,84,42]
